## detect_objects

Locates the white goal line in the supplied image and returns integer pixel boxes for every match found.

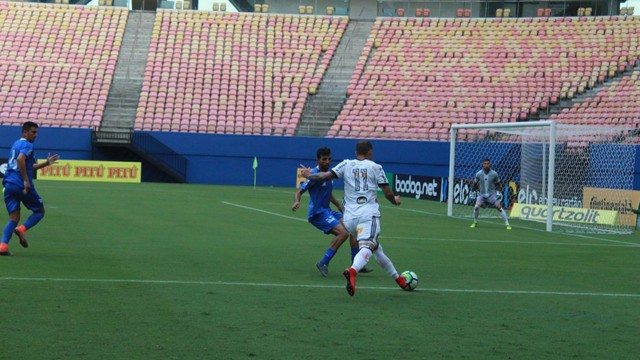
[1,276,638,298]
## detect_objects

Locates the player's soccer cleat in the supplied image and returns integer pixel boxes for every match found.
[395,275,408,290]
[343,268,357,296]
[315,261,328,278]
[0,243,12,256]
[506,225,512,230]
[470,223,477,228]
[359,266,374,273]
[14,226,28,248]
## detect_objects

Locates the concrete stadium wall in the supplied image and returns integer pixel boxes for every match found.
[0,126,94,162]
[147,131,449,187]
[1,125,639,190]
[0,125,449,187]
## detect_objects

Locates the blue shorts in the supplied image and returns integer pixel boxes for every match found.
[309,209,343,234]
[3,182,43,214]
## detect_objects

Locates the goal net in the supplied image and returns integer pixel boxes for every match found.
[447,121,637,234]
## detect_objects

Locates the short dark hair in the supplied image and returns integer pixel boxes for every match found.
[356,140,372,156]
[316,147,331,159]
[22,121,38,132]
[482,158,491,163]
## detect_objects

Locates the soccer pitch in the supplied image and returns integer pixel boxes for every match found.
[1,181,638,359]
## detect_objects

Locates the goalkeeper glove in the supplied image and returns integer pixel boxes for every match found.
[468,191,477,204]
[496,191,503,202]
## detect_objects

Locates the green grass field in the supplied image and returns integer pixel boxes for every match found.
[1,181,639,359]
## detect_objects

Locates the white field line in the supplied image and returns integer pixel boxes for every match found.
[1,276,638,298]
[381,205,640,247]
[384,236,640,248]
[224,201,639,248]
[222,201,307,222]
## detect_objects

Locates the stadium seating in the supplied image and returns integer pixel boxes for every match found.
[330,16,640,141]
[135,11,346,135]
[549,70,640,132]
[0,2,127,129]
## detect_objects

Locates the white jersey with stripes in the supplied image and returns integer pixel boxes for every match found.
[331,158,389,219]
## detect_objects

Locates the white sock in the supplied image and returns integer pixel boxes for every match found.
[473,206,480,222]
[372,244,399,279]
[499,208,510,225]
[351,247,371,272]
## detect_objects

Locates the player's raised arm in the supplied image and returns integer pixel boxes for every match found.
[299,164,335,182]
[33,153,60,171]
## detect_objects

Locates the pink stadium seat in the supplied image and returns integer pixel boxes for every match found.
[328,16,640,141]
[0,4,127,129]
[131,12,344,134]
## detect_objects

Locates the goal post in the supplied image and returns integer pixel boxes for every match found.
[447,121,637,234]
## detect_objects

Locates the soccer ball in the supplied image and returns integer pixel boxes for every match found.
[401,270,419,291]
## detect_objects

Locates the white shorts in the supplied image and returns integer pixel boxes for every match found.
[476,193,499,207]
[343,215,381,249]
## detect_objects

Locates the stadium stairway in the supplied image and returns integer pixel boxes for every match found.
[92,11,188,183]
[297,20,373,137]
[100,10,155,136]
[537,61,640,122]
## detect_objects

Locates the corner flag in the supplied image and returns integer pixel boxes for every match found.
[253,157,258,188]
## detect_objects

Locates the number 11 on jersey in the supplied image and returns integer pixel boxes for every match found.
[352,168,368,191]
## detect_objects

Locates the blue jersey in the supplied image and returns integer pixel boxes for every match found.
[300,167,335,219]
[3,138,36,188]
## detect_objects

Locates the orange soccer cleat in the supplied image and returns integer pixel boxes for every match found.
[14,225,29,248]
[343,268,357,296]
[0,242,12,256]
[396,274,408,289]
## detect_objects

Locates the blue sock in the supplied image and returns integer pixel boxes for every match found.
[351,247,359,263]
[2,220,17,244]
[320,248,337,266]
[23,211,44,229]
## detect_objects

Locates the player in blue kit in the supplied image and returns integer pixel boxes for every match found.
[292,147,371,277]
[1,121,59,256]
[300,141,407,296]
